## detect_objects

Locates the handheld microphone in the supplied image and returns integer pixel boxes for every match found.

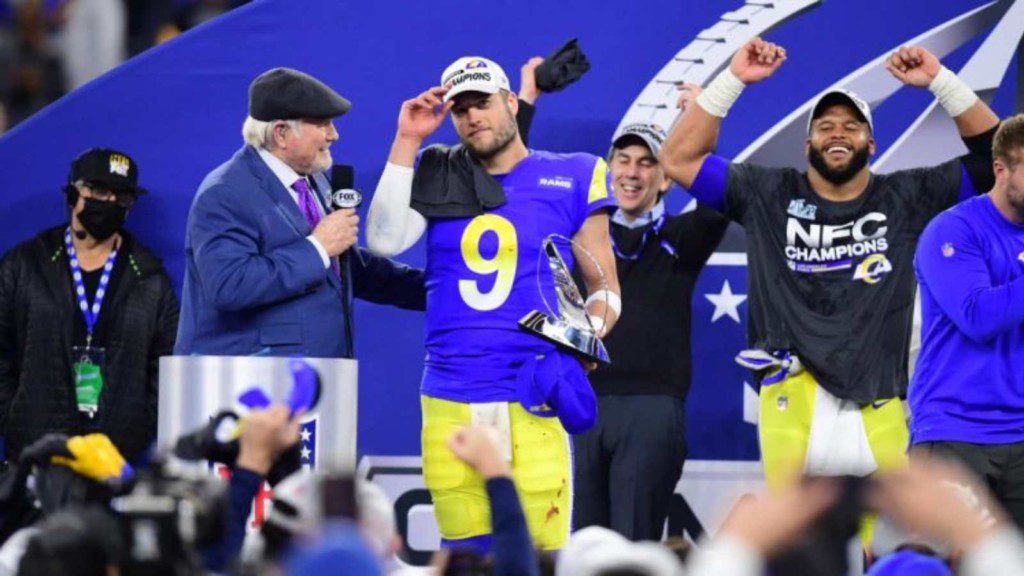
[330,165,358,350]
[330,164,362,209]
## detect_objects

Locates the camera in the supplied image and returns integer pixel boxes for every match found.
[112,461,227,576]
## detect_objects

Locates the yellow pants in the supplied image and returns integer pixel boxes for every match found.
[421,395,572,550]
[758,370,909,547]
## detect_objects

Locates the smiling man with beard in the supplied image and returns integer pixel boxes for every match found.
[658,37,999,521]
[367,56,620,551]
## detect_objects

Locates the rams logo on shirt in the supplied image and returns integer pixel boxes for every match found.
[852,253,893,284]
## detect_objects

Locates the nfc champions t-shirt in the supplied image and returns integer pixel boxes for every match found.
[693,155,970,404]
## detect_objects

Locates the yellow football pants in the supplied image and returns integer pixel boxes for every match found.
[758,370,909,547]
[421,395,572,550]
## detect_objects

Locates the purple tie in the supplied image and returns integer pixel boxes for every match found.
[292,178,322,230]
[293,177,341,277]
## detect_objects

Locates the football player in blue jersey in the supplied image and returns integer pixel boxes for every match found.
[367,56,620,551]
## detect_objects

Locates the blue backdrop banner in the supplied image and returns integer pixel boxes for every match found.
[0,0,1019,461]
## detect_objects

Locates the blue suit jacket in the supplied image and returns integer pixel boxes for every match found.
[175,146,424,358]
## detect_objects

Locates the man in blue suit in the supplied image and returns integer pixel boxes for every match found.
[175,68,424,358]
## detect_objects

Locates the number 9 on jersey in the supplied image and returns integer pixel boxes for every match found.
[458,214,518,311]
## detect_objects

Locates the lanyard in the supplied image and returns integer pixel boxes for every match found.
[64,228,118,348]
[610,215,677,260]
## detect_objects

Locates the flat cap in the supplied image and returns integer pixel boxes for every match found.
[248,67,351,121]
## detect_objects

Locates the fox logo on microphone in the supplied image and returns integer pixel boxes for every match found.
[332,189,362,209]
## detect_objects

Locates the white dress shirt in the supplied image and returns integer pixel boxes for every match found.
[257,148,331,268]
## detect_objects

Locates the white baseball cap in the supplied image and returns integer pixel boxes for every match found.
[440,56,511,103]
[807,88,874,134]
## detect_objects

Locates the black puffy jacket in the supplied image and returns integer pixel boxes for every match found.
[0,225,178,462]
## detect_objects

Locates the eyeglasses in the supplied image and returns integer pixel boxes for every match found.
[77,183,136,208]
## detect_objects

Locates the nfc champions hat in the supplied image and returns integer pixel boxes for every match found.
[440,56,511,103]
[807,88,874,134]
[609,122,668,159]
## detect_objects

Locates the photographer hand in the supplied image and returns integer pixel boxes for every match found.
[447,425,511,479]
[870,457,1002,551]
[718,478,839,555]
[236,404,302,476]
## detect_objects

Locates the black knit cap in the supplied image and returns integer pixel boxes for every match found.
[248,67,351,121]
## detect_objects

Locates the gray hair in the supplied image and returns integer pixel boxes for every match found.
[241,116,304,150]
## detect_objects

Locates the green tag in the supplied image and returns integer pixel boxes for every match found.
[73,361,103,413]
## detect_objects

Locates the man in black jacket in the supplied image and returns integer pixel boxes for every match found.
[573,121,728,541]
[0,148,178,463]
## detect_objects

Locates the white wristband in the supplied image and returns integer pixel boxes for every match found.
[695,68,746,118]
[585,289,621,318]
[928,66,977,118]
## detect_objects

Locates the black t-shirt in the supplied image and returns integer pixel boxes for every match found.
[724,159,963,403]
[584,203,728,398]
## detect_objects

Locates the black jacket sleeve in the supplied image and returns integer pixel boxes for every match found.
[516,101,537,147]
[350,247,426,311]
[0,250,20,434]
[676,203,729,270]
[148,272,179,438]
[960,125,997,194]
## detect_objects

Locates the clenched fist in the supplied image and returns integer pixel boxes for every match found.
[237,404,302,475]
[884,46,941,87]
[312,208,359,257]
[729,37,787,85]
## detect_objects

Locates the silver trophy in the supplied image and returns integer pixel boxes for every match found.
[518,236,610,365]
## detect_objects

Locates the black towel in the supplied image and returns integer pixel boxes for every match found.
[535,38,591,93]
[411,144,507,219]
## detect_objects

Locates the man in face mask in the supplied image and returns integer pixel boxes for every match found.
[0,148,179,463]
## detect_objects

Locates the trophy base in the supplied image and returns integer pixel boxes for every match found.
[518,311,611,365]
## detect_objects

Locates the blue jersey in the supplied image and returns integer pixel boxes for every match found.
[421,151,615,402]
[910,195,1024,445]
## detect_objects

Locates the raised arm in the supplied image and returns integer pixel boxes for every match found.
[884,46,999,138]
[660,37,786,189]
[515,56,543,146]
[366,86,451,257]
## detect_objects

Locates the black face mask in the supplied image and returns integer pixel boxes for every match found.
[76,198,127,241]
